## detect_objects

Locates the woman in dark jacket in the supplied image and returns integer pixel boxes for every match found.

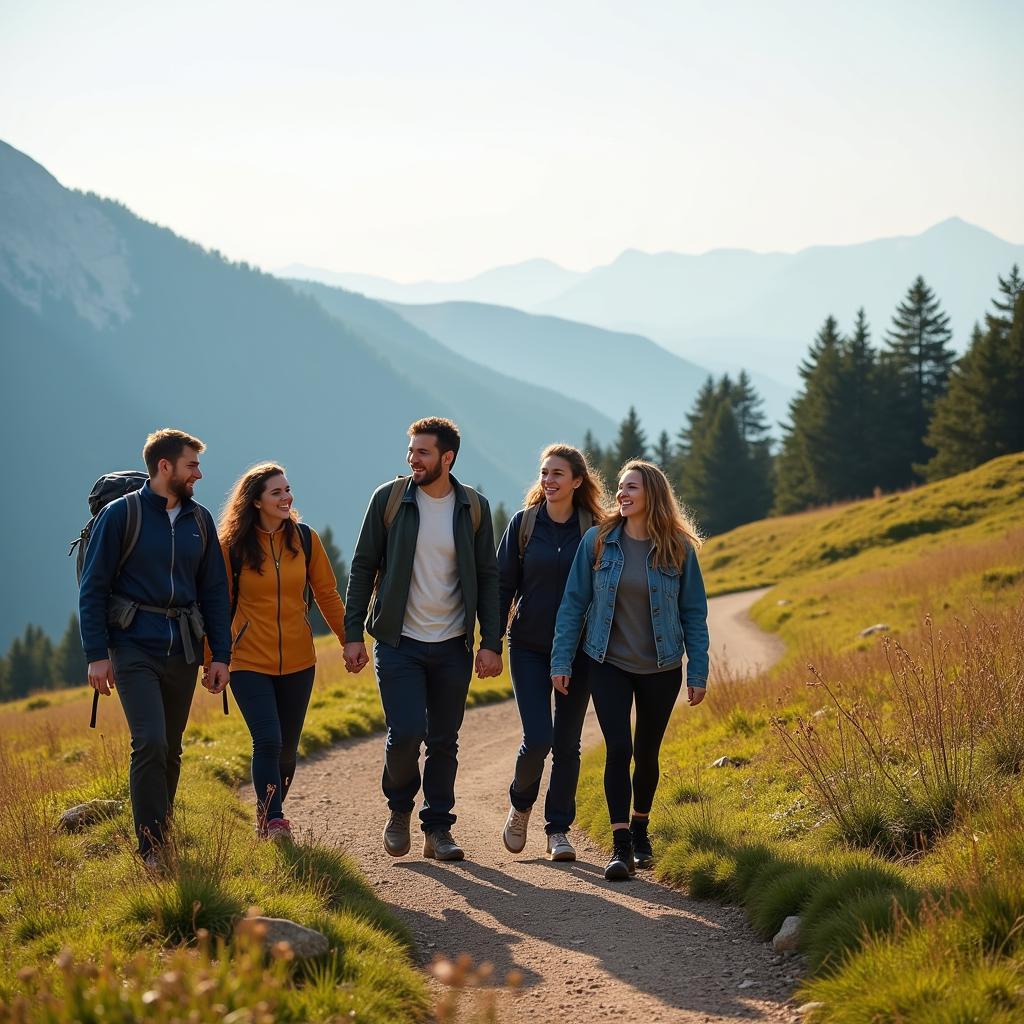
[496,444,607,861]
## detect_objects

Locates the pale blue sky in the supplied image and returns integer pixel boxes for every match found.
[2,0,1021,280]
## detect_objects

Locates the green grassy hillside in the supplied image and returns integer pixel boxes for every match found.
[578,452,1024,1023]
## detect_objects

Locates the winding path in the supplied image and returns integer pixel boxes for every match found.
[286,587,797,1022]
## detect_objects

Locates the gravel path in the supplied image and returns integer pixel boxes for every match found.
[285,588,799,1022]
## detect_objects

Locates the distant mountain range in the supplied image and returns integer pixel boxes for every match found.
[0,141,613,648]
[288,220,1024,384]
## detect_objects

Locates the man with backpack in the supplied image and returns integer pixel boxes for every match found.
[344,417,502,862]
[79,428,232,867]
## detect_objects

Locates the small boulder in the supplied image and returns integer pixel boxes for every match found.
[710,756,740,769]
[243,917,329,960]
[859,623,890,637]
[58,799,123,832]
[797,1003,826,1015]
[772,915,801,952]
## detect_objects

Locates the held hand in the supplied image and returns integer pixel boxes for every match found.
[551,674,570,695]
[688,686,707,707]
[88,659,116,696]
[475,649,502,679]
[344,642,369,674]
[206,662,230,694]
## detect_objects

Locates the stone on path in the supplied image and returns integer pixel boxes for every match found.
[58,799,123,832]
[242,917,330,959]
[772,915,801,952]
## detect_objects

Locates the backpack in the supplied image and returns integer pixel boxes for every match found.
[381,475,482,532]
[517,504,593,560]
[229,522,313,623]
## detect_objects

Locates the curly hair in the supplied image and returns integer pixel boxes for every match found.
[218,462,302,573]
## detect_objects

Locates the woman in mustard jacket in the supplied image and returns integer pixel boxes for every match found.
[218,462,346,840]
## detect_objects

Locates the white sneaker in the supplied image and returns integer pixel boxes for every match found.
[546,832,576,862]
[502,805,531,853]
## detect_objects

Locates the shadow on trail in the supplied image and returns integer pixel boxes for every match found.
[396,857,786,1018]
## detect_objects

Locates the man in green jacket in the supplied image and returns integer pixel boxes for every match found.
[344,417,502,861]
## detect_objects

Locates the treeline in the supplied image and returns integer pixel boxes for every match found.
[582,266,1024,533]
[1,527,350,702]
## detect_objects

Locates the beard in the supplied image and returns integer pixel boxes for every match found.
[413,463,442,486]
[168,475,194,500]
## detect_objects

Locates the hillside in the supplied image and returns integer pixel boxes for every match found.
[0,140,609,648]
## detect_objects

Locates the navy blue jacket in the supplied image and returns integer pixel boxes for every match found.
[497,504,585,653]
[79,481,232,663]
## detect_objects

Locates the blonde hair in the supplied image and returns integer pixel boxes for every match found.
[593,460,702,570]
[523,443,608,521]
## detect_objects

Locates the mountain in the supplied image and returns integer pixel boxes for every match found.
[301,220,1024,385]
[0,141,611,649]
[379,300,714,438]
[277,258,582,310]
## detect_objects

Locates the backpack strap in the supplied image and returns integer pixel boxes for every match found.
[229,546,243,624]
[117,491,143,575]
[577,507,593,534]
[195,506,208,554]
[297,522,313,610]
[464,486,482,533]
[382,476,409,531]
[518,505,540,561]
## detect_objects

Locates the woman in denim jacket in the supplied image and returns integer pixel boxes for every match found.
[551,460,709,880]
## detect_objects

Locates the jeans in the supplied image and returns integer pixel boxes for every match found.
[230,667,316,824]
[110,645,198,855]
[587,656,682,824]
[374,634,472,832]
[508,644,590,834]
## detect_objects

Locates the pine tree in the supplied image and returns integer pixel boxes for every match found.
[307,527,349,636]
[581,429,608,490]
[675,376,717,497]
[923,289,1024,479]
[492,502,510,546]
[653,430,673,472]
[51,613,87,689]
[882,276,955,481]
[5,625,52,698]
[838,308,884,497]
[610,406,648,471]
[988,263,1024,331]
[731,370,771,444]
[685,400,750,535]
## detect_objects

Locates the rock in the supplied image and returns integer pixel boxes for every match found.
[243,917,329,960]
[58,799,123,832]
[859,623,890,637]
[776,599,791,606]
[797,1003,826,1015]
[737,979,756,989]
[772,915,801,952]
[710,756,739,769]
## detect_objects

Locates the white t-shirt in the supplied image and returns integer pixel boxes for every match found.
[167,505,181,525]
[402,487,464,643]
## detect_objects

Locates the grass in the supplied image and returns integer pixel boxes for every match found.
[578,452,1024,1022]
[0,638,514,1022]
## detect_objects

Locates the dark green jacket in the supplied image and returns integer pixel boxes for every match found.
[344,474,501,652]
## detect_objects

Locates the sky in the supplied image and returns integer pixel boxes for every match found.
[2,0,1022,281]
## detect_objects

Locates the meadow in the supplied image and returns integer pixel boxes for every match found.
[577,452,1024,1022]
[0,640,513,1022]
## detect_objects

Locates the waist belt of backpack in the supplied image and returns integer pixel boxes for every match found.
[136,603,201,664]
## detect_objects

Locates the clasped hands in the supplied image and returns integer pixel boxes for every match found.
[344,641,503,679]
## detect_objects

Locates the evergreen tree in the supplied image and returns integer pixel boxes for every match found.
[882,276,955,481]
[492,502,510,546]
[0,652,8,702]
[307,527,349,636]
[923,289,1024,480]
[685,400,750,535]
[581,429,608,490]
[838,308,885,496]
[610,406,648,471]
[987,263,1024,331]
[653,430,673,472]
[5,625,52,698]
[51,613,87,689]
[674,376,717,496]
[731,370,771,444]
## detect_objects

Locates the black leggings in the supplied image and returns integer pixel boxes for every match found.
[587,656,682,823]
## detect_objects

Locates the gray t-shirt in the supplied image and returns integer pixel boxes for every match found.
[605,532,679,674]
[402,487,464,643]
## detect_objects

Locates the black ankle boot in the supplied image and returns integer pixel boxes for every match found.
[630,817,654,869]
[604,827,636,881]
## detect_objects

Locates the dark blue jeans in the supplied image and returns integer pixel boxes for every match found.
[110,646,198,855]
[508,644,590,834]
[374,634,472,833]
[230,667,315,825]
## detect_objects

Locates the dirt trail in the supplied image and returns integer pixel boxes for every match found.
[285,588,799,1022]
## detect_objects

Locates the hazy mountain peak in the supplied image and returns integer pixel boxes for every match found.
[0,140,136,330]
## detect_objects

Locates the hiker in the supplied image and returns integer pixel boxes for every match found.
[79,429,232,867]
[496,444,607,861]
[215,463,347,842]
[550,460,709,881]
[343,417,502,862]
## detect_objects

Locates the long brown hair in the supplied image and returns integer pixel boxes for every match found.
[523,443,608,522]
[219,462,302,573]
[593,459,702,570]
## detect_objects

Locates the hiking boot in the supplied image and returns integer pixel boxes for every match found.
[546,831,576,862]
[604,829,636,881]
[141,848,169,877]
[502,805,531,854]
[265,818,294,843]
[423,829,465,862]
[631,819,654,869]
[383,810,412,857]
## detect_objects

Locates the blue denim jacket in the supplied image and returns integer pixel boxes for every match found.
[550,524,709,685]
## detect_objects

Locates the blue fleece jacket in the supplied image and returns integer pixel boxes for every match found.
[79,481,232,663]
